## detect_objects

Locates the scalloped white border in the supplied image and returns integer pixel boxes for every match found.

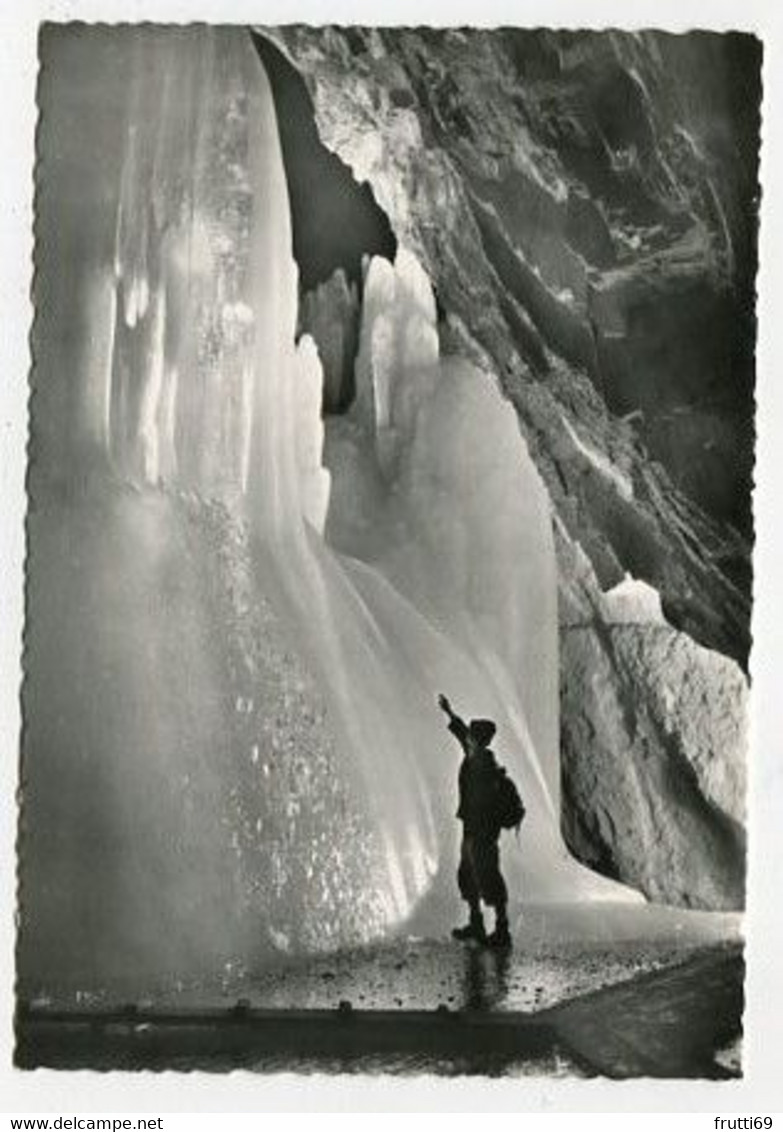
[2,0,781,1113]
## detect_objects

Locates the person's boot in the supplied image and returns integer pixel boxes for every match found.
[452,907,487,943]
[487,907,512,949]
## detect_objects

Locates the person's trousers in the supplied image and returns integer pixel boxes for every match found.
[457,833,507,909]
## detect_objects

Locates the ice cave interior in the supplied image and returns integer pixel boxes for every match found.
[21,24,747,995]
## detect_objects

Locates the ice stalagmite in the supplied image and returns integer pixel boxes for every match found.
[22,25,636,996]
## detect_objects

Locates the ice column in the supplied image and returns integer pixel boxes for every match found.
[354,250,440,474]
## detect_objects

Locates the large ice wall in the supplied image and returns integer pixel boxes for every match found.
[25,26,351,989]
[23,25,636,992]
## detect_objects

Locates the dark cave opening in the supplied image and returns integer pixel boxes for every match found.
[251,32,397,293]
[251,31,400,412]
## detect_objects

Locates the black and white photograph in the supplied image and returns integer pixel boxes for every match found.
[8,9,770,1087]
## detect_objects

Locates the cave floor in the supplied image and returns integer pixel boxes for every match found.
[17,904,744,1076]
[227,902,742,1016]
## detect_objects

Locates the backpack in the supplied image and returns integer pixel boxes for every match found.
[494,765,526,832]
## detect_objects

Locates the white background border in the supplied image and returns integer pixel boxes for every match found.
[2,0,782,1113]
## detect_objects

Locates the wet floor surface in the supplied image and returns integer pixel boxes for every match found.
[23,903,743,1016]
[160,902,744,1015]
[16,904,744,1077]
[16,943,743,1077]
[233,934,716,1015]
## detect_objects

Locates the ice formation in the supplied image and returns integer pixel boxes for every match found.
[299,268,361,411]
[23,26,636,991]
[560,414,634,502]
[602,575,667,624]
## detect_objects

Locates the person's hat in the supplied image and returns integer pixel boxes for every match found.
[469,718,496,746]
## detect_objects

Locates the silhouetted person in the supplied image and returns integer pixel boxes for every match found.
[438,693,512,949]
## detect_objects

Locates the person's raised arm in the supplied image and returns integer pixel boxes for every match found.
[437,693,469,749]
